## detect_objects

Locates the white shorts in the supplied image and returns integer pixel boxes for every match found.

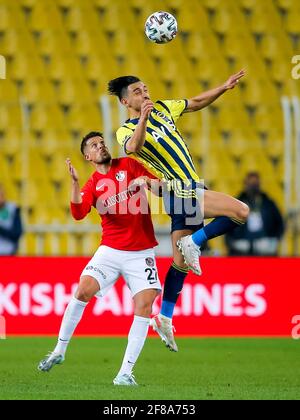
[81,245,162,298]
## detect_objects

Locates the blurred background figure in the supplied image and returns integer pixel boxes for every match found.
[0,184,23,256]
[225,172,284,256]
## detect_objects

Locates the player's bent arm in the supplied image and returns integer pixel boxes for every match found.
[70,181,92,220]
[70,196,92,220]
[126,118,148,153]
[66,158,92,220]
[125,99,153,153]
[70,179,82,204]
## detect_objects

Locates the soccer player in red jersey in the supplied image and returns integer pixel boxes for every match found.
[38,132,163,386]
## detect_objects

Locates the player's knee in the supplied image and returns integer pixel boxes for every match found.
[236,201,249,222]
[75,287,92,303]
[134,300,153,317]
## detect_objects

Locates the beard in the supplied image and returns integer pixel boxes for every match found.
[97,154,112,164]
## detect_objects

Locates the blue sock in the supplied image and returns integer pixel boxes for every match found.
[192,216,243,247]
[160,262,188,319]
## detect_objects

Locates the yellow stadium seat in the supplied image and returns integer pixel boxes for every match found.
[0,28,36,56]
[201,0,226,11]
[254,105,283,135]
[92,0,112,9]
[0,79,18,103]
[84,55,109,84]
[212,7,245,35]
[27,3,51,33]
[259,32,293,62]
[239,0,258,11]
[72,29,102,58]
[223,32,256,61]
[225,127,258,159]
[19,0,38,8]
[0,104,22,132]
[56,78,91,107]
[185,32,213,61]
[37,29,71,57]
[285,9,300,35]
[22,79,56,106]
[248,7,282,35]
[9,53,44,81]
[47,54,82,82]
[100,3,127,33]
[163,0,184,12]
[30,104,65,133]
[276,0,296,11]
[0,127,23,158]
[66,104,89,134]
[64,4,96,33]
[262,128,284,160]
[281,79,300,96]
[242,79,274,108]
[0,3,26,32]
[0,155,10,178]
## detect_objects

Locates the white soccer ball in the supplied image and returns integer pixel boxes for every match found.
[145,11,178,44]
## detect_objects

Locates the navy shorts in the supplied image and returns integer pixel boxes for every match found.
[162,186,206,233]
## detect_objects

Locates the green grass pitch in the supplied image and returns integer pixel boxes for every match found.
[0,337,300,400]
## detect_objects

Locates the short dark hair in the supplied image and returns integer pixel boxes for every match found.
[108,76,140,100]
[81,131,103,155]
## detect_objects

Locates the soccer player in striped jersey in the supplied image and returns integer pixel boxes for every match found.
[108,73,249,351]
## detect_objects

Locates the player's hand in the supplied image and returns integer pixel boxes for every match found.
[140,100,154,121]
[129,176,149,191]
[223,69,245,90]
[66,158,79,182]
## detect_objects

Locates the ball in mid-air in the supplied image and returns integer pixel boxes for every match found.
[145,11,178,44]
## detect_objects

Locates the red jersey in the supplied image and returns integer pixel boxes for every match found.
[70,158,158,251]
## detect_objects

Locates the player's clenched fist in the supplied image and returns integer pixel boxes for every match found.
[140,100,154,121]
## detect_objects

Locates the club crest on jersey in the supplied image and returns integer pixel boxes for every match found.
[116,171,125,182]
[145,257,155,267]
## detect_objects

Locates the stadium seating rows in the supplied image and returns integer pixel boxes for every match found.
[0,0,298,255]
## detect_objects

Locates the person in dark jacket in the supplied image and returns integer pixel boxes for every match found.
[225,172,284,256]
[0,184,23,255]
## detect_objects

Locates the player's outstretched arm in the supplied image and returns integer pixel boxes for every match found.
[66,158,82,204]
[184,69,245,113]
[126,100,154,153]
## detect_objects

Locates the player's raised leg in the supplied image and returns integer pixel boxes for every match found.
[151,229,192,352]
[38,275,99,372]
[177,190,249,274]
[113,288,159,386]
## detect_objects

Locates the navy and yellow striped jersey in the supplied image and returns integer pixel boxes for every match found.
[116,99,200,198]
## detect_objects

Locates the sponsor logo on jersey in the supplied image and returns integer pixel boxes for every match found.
[116,171,125,182]
[102,189,135,208]
[145,257,155,267]
[96,183,106,191]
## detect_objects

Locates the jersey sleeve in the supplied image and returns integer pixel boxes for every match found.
[70,178,94,220]
[159,99,188,122]
[116,126,134,155]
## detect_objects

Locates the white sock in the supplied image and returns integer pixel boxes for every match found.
[118,315,150,376]
[53,297,88,356]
